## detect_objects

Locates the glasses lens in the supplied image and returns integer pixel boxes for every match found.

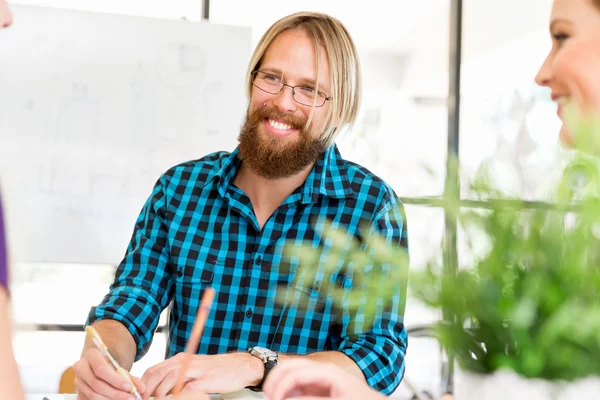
[253,71,282,95]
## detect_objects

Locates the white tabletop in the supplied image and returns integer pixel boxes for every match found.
[27,390,265,400]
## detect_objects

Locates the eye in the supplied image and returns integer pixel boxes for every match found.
[552,32,569,43]
[299,86,315,93]
[264,74,280,82]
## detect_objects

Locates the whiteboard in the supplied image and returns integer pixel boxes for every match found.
[0,5,251,264]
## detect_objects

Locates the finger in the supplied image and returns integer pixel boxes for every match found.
[263,359,322,394]
[143,357,205,398]
[142,364,175,399]
[87,349,133,392]
[153,369,180,399]
[130,375,146,394]
[168,366,211,394]
[77,358,138,400]
[74,374,112,400]
[268,366,340,400]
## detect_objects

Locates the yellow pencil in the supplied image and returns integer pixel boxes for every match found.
[85,325,143,400]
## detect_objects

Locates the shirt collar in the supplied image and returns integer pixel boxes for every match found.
[207,145,354,203]
[300,144,354,204]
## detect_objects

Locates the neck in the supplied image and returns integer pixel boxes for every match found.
[234,162,315,225]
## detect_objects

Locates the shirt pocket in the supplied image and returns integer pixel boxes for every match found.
[274,272,352,353]
[174,255,216,285]
[287,271,353,328]
[292,270,352,302]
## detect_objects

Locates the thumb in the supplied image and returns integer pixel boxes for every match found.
[129,374,146,393]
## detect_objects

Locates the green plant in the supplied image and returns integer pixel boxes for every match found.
[280,220,409,330]
[283,140,600,383]
[413,151,600,381]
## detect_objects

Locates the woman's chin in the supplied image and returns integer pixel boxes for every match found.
[559,124,574,148]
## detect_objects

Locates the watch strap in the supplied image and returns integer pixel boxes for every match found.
[248,357,278,391]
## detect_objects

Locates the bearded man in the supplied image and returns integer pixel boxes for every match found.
[75,11,408,400]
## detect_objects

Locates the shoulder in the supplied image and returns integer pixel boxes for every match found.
[157,151,232,192]
[342,159,401,208]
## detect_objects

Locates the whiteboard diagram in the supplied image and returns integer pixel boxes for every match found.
[0,5,250,264]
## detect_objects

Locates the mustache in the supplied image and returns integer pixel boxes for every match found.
[249,106,306,131]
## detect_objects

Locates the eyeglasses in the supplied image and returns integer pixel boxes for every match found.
[251,70,331,107]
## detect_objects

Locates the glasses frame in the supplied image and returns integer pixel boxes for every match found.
[251,70,332,107]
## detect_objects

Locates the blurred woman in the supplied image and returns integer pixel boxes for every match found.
[1,7,21,398]
[535,0,600,149]
[0,194,25,400]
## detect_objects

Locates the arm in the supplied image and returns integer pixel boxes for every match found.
[263,359,385,400]
[81,319,137,370]
[86,175,174,361]
[0,195,23,399]
[0,290,24,400]
[334,200,409,394]
[74,176,174,399]
[279,351,365,382]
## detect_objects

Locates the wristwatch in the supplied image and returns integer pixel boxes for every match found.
[247,346,279,391]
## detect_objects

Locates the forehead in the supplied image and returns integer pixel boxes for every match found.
[551,0,598,21]
[260,29,331,88]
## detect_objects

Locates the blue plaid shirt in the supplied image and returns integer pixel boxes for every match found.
[88,144,408,394]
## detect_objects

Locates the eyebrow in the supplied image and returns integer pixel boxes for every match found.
[549,18,573,32]
[260,66,330,93]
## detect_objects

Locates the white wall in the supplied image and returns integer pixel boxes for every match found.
[10,0,204,20]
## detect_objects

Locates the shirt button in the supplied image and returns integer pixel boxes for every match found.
[255,256,262,265]
[176,270,183,278]
[313,283,321,293]
[246,308,253,318]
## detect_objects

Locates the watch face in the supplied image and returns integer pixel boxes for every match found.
[253,346,277,357]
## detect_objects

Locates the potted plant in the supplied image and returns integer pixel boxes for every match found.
[285,143,600,399]
[410,151,600,399]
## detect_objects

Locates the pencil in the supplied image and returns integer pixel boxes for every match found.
[85,325,143,400]
[172,287,216,395]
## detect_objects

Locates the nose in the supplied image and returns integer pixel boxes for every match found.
[272,84,297,113]
[535,53,553,88]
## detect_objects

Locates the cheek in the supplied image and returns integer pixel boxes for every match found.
[551,45,582,95]
[307,108,329,132]
[250,88,270,107]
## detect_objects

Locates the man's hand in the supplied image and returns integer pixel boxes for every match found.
[169,386,210,400]
[0,0,13,28]
[141,352,264,399]
[72,348,146,400]
[263,359,385,400]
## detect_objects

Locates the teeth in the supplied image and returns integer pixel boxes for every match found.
[269,119,293,131]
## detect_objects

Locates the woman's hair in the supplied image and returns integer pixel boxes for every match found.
[245,12,361,147]
[595,0,600,9]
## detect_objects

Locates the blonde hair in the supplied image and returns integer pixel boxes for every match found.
[245,12,361,146]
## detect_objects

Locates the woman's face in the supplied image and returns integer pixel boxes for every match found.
[535,0,600,147]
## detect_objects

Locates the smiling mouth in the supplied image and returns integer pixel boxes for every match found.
[264,118,299,137]
[556,97,571,118]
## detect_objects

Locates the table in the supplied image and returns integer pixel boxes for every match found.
[27,390,265,400]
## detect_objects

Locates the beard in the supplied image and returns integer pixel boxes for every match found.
[237,105,327,180]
